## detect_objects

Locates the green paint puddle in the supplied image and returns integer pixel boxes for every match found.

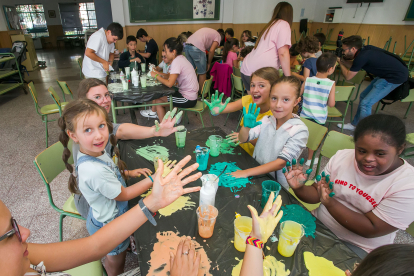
[135,144,169,161]
[209,162,252,193]
[206,138,237,155]
[280,204,316,238]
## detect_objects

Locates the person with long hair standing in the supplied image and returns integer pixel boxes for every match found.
[240,2,293,92]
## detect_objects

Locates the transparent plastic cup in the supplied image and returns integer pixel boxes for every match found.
[141,63,146,72]
[278,221,304,257]
[197,205,218,239]
[175,128,187,148]
[195,147,210,171]
[261,180,281,208]
[153,155,168,171]
[141,76,147,87]
[234,216,252,252]
[208,135,222,157]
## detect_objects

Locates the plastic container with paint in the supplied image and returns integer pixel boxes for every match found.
[195,145,210,171]
[196,205,218,239]
[278,220,304,257]
[199,181,216,207]
[234,214,252,252]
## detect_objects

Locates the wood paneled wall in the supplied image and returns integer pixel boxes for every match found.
[309,22,414,55]
[0,30,23,49]
[43,25,64,48]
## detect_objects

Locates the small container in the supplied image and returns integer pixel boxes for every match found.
[175,128,187,148]
[234,214,252,252]
[208,135,222,157]
[122,80,128,91]
[196,205,218,239]
[278,221,304,257]
[125,67,130,79]
[153,155,168,171]
[199,181,216,207]
[133,76,139,87]
[141,76,147,88]
[200,174,219,192]
[141,63,146,72]
[261,180,281,208]
[195,145,210,171]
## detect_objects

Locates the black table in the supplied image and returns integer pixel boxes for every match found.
[119,127,360,276]
[109,81,175,124]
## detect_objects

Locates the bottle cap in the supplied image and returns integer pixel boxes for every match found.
[235,212,241,219]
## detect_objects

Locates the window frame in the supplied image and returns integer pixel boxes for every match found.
[15,4,49,38]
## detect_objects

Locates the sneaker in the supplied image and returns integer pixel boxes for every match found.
[140,109,158,118]
[337,123,355,131]
[305,158,318,167]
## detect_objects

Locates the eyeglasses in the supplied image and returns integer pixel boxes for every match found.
[94,92,113,102]
[342,47,351,53]
[0,218,22,242]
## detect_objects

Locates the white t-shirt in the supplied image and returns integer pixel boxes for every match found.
[158,61,170,74]
[77,151,122,223]
[169,55,198,100]
[313,149,414,252]
[82,28,115,78]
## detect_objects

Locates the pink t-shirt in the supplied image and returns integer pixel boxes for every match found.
[241,20,291,76]
[224,51,238,67]
[169,55,198,100]
[312,149,414,253]
[187,28,221,52]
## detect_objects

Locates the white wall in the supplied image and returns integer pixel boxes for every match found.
[314,0,414,25]
[233,0,317,24]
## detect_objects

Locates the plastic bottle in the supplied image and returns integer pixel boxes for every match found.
[131,67,138,81]
[199,181,216,207]
[120,71,125,81]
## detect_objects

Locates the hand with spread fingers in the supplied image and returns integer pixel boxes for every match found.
[248,193,283,243]
[242,103,262,128]
[154,107,184,137]
[283,158,313,190]
[146,155,202,211]
[162,159,181,177]
[170,236,201,276]
[315,172,335,206]
[225,132,240,146]
[204,91,231,116]
[126,168,153,178]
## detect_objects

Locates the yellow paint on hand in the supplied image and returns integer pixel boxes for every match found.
[304,252,345,276]
[141,190,196,217]
[231,256,290,276]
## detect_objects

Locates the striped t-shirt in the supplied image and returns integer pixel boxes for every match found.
[301,77,335,124]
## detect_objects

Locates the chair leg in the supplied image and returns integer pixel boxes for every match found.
[404,102,413,119]
[208,111,214,127]
[44,116,49,148]
[224,113,230,126]
[350,102,354,121]
[375,102,381,114]
[59,213,65,242]
[198,112,205,128]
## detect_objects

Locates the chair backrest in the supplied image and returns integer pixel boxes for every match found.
[34,140,74,185]
[48,86,62,107]
[232,73,244,93]
[300,117,328,151]
[320,131,354,159]
[334,86,354,102]
[28,82,39,106]
[233,66,241,77]
[201,76,213,99]
[57,80,74,99]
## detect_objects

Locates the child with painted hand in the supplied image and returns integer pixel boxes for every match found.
[231,76,309,190]
[240,192,283,276]
[283,114,414,259]
[59,99,182,276]
[204,67,280,156]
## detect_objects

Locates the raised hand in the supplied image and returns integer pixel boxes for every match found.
[315,173,335,206]
[154,107,184,136]
[204,91,231,115]
[283,158,312,190]
[242,103,262,128]
[146,155,202,212]
[248,193,283,243]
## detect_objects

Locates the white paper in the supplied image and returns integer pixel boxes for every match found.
[193,0,215,19]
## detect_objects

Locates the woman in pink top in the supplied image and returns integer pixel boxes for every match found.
[240,2,292,92]
[222,38,239,68]
[284,114,414,259]
[149,37,199,120]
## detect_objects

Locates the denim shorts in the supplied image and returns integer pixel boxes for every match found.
[86,208,130,256]
[184,45,207,74]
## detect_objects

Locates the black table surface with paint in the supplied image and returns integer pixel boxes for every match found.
[119,127,360,276]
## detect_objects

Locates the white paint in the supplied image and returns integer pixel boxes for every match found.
[314,0,414,25]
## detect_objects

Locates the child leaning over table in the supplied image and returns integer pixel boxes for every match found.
[231,76,309,190]
[300,52,337,166]
[118,36,144,71]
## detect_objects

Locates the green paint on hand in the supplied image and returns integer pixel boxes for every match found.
[209,162,252,193]
[321,171,325,177]
[325,175,330,182]
[282,167,286,173]
[329,182,334,190]
[286,161,291,167]
[154,120,160,132]
[205,137,237,155]
[280,204,316,238]
[163,111,171,121]
[176,125,185,131]
[292,159,297,165]
[306,169,312,175]
[300,158,305,165]
[316,175,321,182]
[329,192,335,197]
[175,111,183,122]
[135,144,169,161]
[170,107,177,118]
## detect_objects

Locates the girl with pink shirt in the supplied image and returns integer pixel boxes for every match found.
[240,2,292,92]
[284,114,414,259]
[222,38,240,68]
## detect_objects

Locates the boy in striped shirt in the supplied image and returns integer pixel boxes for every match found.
[300,52,337,166]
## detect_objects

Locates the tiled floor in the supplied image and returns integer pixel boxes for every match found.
[0,48,413,273]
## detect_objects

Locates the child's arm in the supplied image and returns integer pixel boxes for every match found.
[27,156,202,272]
[151,71,178,88]
[85,48,110,71]
[114,177,153,201]
[291,71,305,82]
[232,57,239,68]
[327,83,336,107]
[232,158,286,178]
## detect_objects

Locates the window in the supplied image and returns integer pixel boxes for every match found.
[16,4,48,38]
[79,3,96,30]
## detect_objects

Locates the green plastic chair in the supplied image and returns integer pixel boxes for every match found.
[28,82,63,148]
[224,73,245,130]
[400,133,414,158]
[64,261,105,276]
[326,86,355,133]
[77,57,84,79]
[289,131,354,211]
[233,66,241,77]
[48,87,69,116]
[337,70,366,120]
[34,140,86,242]
[57,80,74,102]
[300,118,328,168]
[179,77,214,128]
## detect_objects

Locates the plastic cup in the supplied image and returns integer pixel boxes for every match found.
[278,221,304,257]
[234,216,252,252]
[124,67,130,79]
[197,205,218,239]
[208,135,222,157]
[261,180,281,208]
[153,155,168,171]
[200,174,219,192]
[196,147,210,171]
[141,63,146,72]
[175,128,187,148]
[141,76,147,87]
